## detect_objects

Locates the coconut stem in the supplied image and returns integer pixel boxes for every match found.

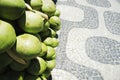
[7,49,26,64]
[25,3,33,11]
[34,10,48,20]
[25,3,48,20]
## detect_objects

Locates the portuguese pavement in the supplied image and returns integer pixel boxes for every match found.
[51,0,120,80]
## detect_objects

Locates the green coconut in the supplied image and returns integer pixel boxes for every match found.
[43,46,55,59]
[41,0,56,16]
[46,59,56,71]
[24,74,42,80]
[0,0,26,20]
[0,20,16,53]
[0,69,24,80]
[43,37,59,47]
[30,0,43,10]
[0,52,13,69]
[39,43,47,57]
[9,60,30,71]
[18,11,44,34]
[26,57,47,75]
[14,33,42,60]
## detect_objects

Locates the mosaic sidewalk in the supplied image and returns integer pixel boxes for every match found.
[51,0,120,80]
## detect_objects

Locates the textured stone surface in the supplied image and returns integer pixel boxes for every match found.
[65,28,120,80]
[86,0,111,7]
[86,37,120,65]
[104,11,120,35]
[52,0,120,80]
[52,69,78,80]
[117,0,120,3]
[57,5,84,22]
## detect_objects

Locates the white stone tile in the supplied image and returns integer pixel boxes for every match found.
[56,5,84,22]
[66,28,120,80]
[51,69,78,80]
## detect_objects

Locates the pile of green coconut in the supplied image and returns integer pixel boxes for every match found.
[0,0,61,80]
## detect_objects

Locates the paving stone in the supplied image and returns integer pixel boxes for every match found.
[65,28,120,80]
[117,0,120,3]
[86,37,120,65]
[86,0,111,7]
[104,11,120,35]
[53,0,120,80]
[57,5,84,22]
